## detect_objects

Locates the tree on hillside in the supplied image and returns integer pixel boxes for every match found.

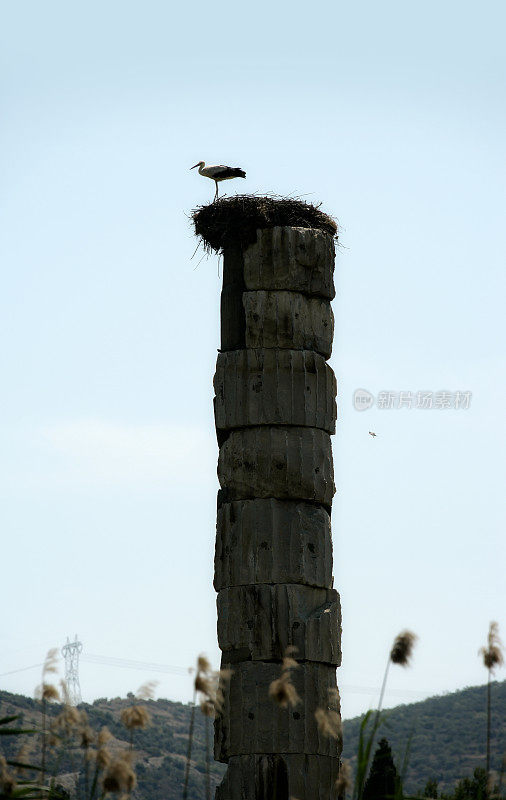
[363,738,401,800]
[424,778,438,797]
[446,767,489,800]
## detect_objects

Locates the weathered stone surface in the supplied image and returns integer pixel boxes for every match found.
[243,227,335,299]
[214,349,337,434]
[215,660,340,762]
[213,220,340,793]
[215,754,340,800]
[217,427,335,507]
[214,499,333,590]
[221,245,246,352]
[217,584,341,665]
[243,290,334,358]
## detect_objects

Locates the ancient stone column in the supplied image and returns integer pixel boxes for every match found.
[195,200,341,799]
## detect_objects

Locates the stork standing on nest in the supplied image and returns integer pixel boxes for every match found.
[191,161,246,200]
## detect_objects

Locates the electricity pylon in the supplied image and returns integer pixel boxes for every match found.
[61,635,83,705]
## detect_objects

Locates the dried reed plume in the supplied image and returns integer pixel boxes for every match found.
[314,708,342,740]
[135,680,158,701]
[197,655,211,673]
[480,621,504,673]
[269,677,300,709]
[328,686,341,707]
[36,652,61,703]
[51,704,83,734]
[13,742,34,776]
[315,687,342,740]
[98,726,112,747]
[195,667,232,718]
[335,759,353,796]
[42,648,59,676]
[195,674,213,696]
[37,683,60,702]
[120,705,151,731]
[200,699,215,718]
[102,751,136,794]
[121,680,153,758]
[214,669,233,716]
[390,630,418,666]
[80,723,95,748]
[0,755,16,796]
[269,648,301,709]
[96,745,111,770]
[377,630,418,715]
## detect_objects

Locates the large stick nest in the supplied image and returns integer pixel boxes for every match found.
[192,194,337,254]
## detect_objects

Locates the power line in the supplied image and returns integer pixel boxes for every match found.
[0,662,44,677]
[340,683,431,699]
[0,654,191,681]
[82,654,190,676]
[0,654,434,700]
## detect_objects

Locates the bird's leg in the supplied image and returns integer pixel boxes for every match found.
[214,181,219,201]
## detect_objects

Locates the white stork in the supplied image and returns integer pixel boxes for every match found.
[191,161,246,200]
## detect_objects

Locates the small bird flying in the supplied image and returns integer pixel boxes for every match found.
[369,431,377,438]
[191,161,246,200]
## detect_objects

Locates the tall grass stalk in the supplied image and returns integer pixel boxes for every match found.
[394,726,415,800]
[377,658,391,718]
[38,650,59,788]
[487,671,492,777]
[479,622,504,776]
[352,710,377,800]
[204,715,211,800]
[268,649,300,800]
[183,656,213,800]
[498,753,505,795]
[351,631,417,800]
[40,697,47,788]
[182,689,196,800]
[83,741,90,800]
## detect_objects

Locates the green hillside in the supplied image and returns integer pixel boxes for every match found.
[342,680,506,793]
[0,690,224,800]
[1,681,504,797]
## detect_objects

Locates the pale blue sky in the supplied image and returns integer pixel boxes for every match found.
[0,0,505,719]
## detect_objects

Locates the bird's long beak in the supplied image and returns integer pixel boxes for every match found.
[190,163,200,170]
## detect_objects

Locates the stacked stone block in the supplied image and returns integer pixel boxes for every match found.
[214,226,341,799]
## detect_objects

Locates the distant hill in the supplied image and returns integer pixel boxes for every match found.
[342,680,506,793]
[1,680,504,797]
[0,689,223,800]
